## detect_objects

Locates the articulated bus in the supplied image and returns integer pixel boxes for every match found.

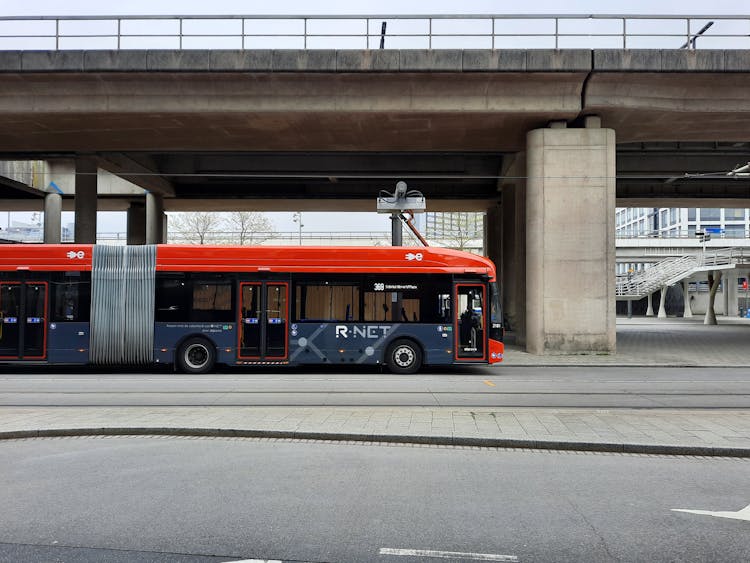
[0,244,503,374]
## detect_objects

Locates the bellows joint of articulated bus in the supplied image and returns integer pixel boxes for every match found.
[89,245,156,365]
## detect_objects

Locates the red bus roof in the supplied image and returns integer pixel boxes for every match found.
[0,244,496,279]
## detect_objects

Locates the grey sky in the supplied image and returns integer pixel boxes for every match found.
[2,0,747,16]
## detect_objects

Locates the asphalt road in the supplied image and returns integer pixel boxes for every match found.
[0,366,749,408]
[0,436,748,562]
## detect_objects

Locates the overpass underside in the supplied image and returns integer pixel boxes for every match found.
[1,48,749,355]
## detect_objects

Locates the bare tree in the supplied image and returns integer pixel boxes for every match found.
[227,211,274,245]
[169,212,225,245]
[444,214,482,251]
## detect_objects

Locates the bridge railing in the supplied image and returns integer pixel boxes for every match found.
[698,247,746,268]
[1,14,749,51]
[616,230,750,240]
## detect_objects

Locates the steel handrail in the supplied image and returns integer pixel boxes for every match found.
[2,14,749,51]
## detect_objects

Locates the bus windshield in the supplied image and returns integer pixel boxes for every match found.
[489,281,503,341]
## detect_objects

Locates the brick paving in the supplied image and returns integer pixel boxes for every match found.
[1,406,749,454]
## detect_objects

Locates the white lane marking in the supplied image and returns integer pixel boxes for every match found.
[225,559,282,563]
[379,548,518,561]
[672,503,750,522]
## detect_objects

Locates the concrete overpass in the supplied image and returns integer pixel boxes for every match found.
[1,45,749,356]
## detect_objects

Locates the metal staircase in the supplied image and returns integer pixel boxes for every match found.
[616,248,747,299]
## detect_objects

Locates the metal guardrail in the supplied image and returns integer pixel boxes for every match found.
[617,230,750,240]
[699,247,746,268]
[1,14,749,51]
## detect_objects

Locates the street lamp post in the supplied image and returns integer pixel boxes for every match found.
[627,268,634,319]
[292,212,303,246]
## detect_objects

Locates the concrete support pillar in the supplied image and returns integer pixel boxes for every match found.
[526,126,615,354]
[683,279,693,318]
[146,192,164,244]
[704,271,721,325]
[646,293,655,316]
[45,159,75,194]
[726,270,737,316]
[499,153,526,345]
[43,192,62,244]
[44,159,75,243]
[74,158,97,244]
[485,203,501,269]
[658,285,668,318]
[126,201,146,245]
[162,212,168,243]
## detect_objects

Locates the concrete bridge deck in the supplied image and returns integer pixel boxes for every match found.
[1,49,749,154]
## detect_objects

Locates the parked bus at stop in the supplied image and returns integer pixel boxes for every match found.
[0,244,504,373]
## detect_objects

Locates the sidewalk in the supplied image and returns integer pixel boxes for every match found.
[505,316,750,367]
[1,406,749,457]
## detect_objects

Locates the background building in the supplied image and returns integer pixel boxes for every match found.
[616,207,750,239]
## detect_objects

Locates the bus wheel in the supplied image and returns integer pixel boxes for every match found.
[176,337,216,374]
[386,339,422,375]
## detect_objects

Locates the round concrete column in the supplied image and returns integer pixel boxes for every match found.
[43,192,62,244]
[646,293,654,317]
[682,279,693,318]
[658,285,668,318]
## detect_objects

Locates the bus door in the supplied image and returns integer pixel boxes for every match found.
[0,281,48,360]
[454,283,486,361]
[238,282,288,360]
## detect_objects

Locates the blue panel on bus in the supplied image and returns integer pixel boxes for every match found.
[26,317,42,324]
[288,323,455,367]
[47,322,90,364]
[243,318,259,324]
[268,318,283,324]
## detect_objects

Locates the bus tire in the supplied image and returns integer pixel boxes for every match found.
[176,337,216,374]
[386,339,422,375]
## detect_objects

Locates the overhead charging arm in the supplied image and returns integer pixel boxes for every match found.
[376,181,428,247]
[399,211,429,247]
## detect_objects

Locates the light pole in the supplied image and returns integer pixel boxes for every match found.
[292,212,303,246]
[627,268,634,319]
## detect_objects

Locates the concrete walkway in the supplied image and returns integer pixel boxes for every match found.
[1,406,749,457]
[506,316,750,367]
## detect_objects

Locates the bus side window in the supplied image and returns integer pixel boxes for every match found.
[52,281,90,322]
[190,281,234,323]
[295,283,359,322]
[438,293,451,322]
[155,277,188,322]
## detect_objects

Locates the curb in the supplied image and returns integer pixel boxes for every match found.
[2,427,749,458]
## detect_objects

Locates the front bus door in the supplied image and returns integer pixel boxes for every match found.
[238,282,288,361]
[455,283,486,362]
[0,281,48,360]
